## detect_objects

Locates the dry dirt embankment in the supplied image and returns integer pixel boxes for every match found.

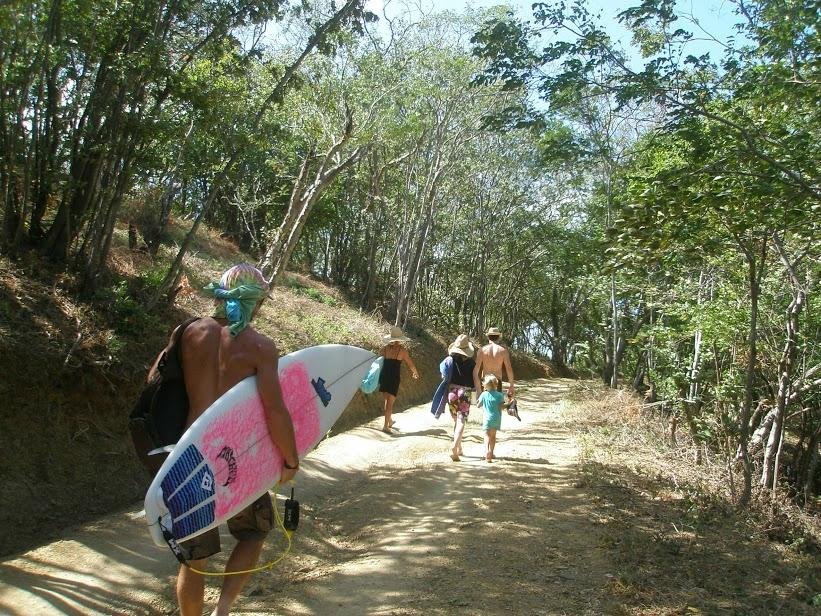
[0,245,547,557]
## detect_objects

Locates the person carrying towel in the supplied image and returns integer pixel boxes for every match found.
[442,334,477,461]
[378,326,419,434]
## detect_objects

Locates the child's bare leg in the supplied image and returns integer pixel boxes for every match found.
[484,430,492,461]
[487,429,497,460]
[453,415,465,456]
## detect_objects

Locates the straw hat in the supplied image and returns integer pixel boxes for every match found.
[485,326,502,337]
[448,334,476,358]
[382,326,409,344]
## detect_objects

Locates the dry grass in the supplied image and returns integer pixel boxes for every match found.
[0,217,402,556]
[562,383,821,615]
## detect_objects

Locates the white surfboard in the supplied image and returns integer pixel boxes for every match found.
[144,344,375,549]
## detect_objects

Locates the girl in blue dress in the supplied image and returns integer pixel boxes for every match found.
[477,374,509,462]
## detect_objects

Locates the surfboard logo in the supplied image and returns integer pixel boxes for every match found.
[201,473,213,492]
[311,377,332,407]
[217,446,238,487]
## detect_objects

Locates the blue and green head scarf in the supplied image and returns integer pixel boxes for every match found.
[203,264,268,337]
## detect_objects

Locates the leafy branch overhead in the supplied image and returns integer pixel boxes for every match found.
[0,0,818,509]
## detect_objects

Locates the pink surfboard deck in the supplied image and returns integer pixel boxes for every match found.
[144,344,375,547]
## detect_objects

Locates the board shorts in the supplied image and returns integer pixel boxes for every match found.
[447,385,473,422]
[180,492,274,560]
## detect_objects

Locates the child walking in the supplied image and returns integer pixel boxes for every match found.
[477,374,509,462]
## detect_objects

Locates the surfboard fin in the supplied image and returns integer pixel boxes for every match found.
[147,445,175,456]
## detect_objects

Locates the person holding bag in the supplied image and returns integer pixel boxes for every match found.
[377,326,419,434]
[431,334,477,461]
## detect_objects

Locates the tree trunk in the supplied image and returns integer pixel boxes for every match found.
[685,270,706,463]
[738,235,767,505]
[394,159,445,329]
[260,128,368,285]
[761,233,807,490]
[610,274,618,387]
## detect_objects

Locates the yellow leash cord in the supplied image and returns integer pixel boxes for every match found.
[186,485,293,577]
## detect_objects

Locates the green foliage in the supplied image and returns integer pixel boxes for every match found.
[2,0,818,504]
[94,279,160,337]
[469,0,820,503]
[138,266,168,296]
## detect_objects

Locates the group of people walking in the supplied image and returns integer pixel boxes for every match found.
[377,326,515,463]
[142,262,521,614]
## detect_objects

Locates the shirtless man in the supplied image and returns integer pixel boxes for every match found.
[473,326,515,396]
[153,264,299,616]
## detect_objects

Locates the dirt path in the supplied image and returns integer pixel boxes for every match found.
[1,379,615,615]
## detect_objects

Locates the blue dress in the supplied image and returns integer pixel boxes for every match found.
[478,390,505,430]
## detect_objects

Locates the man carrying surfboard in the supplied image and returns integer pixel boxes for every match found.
[172,263,300,616]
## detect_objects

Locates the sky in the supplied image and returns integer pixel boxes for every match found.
[363,0,746,60]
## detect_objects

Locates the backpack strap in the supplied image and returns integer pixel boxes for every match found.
[158,317,200,380]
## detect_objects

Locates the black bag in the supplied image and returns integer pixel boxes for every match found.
[129,318,199,475]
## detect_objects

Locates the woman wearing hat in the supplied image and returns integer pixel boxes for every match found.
[378,326,419,434]
[442,334,477,461]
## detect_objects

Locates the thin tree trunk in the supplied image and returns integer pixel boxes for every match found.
[761,233,807,489]
[610,274,618,387]
[685,270,706,463]
[738,235,767,505]
[263,140,368,285]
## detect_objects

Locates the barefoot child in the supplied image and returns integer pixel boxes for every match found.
[477,374,509,462]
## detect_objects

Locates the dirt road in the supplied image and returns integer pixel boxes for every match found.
[1,379,613,615]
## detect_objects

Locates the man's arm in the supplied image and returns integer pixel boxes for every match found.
[255,338,299,483]
[502,349,515,394]
[472,350,484,393]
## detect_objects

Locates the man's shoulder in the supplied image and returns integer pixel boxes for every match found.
[179,316,217,344]
[183,316,218,333]
[240,326,278,354]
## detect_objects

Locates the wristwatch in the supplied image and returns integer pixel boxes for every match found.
[283,459,299,470]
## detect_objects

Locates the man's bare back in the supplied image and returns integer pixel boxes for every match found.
[473,340,515,393]
[178,316,299,474]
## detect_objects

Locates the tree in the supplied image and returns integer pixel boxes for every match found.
[472,0,820,503]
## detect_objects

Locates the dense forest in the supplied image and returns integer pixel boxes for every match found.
[1,0,818,516]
